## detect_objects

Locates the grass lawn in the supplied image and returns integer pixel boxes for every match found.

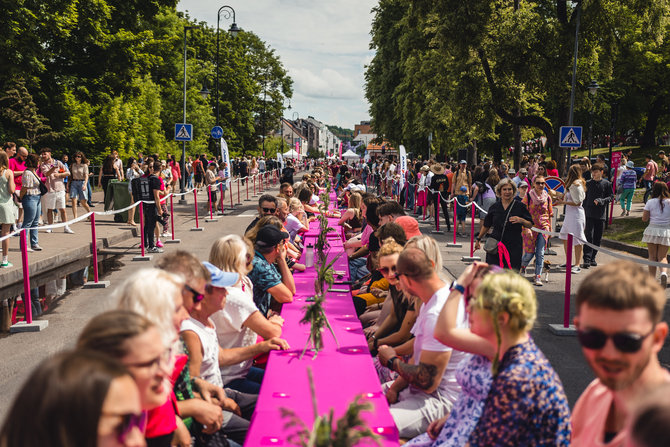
[569,145,669,167]
[603,216,647,248]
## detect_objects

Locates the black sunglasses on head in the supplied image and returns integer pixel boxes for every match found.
[577,327,655,353]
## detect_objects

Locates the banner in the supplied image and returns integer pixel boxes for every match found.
[220,137,231,188]
[295,141,300,159]
[277,152,284,171]
[339,141,343,159]
[399,144,407,190]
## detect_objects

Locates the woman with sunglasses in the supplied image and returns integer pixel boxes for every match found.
[429,264,570,446]
[0,350,145,447]
[520,175,553,286]
[367,239,417,365]
[209,235,285,393]
[556,164,587,274]
[69,151,92,220]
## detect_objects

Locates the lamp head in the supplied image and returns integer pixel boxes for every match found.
[229,23,240,38]
[199,84,210,100]
[588,79,600,96]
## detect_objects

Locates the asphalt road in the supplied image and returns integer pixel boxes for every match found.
[0,192,668,422]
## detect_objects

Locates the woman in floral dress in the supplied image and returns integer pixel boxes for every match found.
[520,175,553,286]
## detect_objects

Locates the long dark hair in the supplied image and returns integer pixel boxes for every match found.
[651,181,670,212]
[0,350,129,447]
[73,151,88,165]
[102,155,116,174]
[564,164,584,190]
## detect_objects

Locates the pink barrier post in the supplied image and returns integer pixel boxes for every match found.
[139,204,145,257]
[170,196,176,240]
[208,185,214,219]
[193,189,200,229]
[253,174,257,196]
[609,176,617,226]
[404,180,409,208]
[90,213,100,282]
[219,183,225,215]
[237,177,241,205]
[230,180,235,209]
[470,204,476,257]
[453,201,458,243]
[414,184,418,215]
[246,177,250,201]
[19,229,32,324]
[564,233,573,328]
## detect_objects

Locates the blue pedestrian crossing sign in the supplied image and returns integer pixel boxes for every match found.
[559,126,582,148]
[211,126,224,139]
[175,123,193,141]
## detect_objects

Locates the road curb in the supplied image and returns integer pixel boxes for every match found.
[600,237,670,262]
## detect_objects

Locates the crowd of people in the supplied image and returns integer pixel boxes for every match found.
[1,151,670,447]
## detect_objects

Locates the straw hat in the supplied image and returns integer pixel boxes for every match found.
[420,165,430,172]
[430,164,445,175]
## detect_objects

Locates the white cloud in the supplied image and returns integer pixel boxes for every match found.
[178,0,375,128]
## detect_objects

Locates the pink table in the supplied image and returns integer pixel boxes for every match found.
[245,218,399,446]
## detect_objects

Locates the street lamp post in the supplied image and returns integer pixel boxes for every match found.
[587,79,599,161]
[215,6,240,128]
[179,25,197,204]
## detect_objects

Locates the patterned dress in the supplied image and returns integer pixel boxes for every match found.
[521,191,553,254]
[468,339,571,446]
[406,354,492,447]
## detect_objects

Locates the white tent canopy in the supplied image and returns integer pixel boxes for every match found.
[342,149,360,159]
[282,149,300,159]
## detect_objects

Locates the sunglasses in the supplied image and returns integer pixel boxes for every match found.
[102,411,147,443]
[535,182,545,185]
[378,266,396,276]
[262,207,277,213]
[184,284,205,303]
[577,327,655,353]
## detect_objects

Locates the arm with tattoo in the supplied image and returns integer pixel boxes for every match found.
[392,359,438,391]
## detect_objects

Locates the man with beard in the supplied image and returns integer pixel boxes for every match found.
[571,260,670,446]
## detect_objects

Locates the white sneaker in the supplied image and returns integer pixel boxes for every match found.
[45,229,52,233]
[571,266,581,274]
[534,275,543,286]
[64,226,74,234]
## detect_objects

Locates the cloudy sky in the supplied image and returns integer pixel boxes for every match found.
[177,0,377,130]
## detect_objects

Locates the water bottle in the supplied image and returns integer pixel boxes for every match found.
[305,244,314,268]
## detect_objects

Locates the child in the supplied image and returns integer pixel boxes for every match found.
[456,185,469,236]
[391,174,400,200]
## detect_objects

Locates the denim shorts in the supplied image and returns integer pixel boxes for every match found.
[69,180,86,200]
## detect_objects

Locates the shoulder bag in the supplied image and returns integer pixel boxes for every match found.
[484,201,515,255]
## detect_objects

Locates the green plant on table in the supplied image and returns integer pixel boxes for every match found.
[280,368,382,447]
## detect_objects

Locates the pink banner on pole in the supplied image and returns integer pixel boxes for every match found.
[338,141,343,159]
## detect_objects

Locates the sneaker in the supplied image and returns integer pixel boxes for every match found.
[534,275,543,286]
[626,210,630,216]
[519,266,527,276]
[64,226,74,234]
[0,261,13,268]
[44,229,52,233]
[559,263,567,268]
[590,260,598,267]
[661,273,668,289]
[156,240,164,248]
[31,245,43,251]
[148,246,164,253]
[571,266,581,274]
[161,232,170,238]
[580,263,590,269]
[620,210,626,216]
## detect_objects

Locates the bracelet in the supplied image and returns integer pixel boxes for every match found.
[387,356,398,371]
[450,280,465,295]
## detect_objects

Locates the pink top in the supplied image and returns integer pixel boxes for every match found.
[8,158,25,189]
[570,379,628,447]
[546,168,559,177]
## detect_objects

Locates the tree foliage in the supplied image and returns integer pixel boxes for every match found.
[365,0,670,170]
[0,1,292,161]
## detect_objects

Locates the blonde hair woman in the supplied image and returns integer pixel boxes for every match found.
[556,164,587,274]
[429,266,570,446]
[208,235,284,393]
[338,191,363,239]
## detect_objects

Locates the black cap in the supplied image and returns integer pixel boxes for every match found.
[256,225,289,247]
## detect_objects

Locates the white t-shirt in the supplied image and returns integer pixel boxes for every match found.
[410,285,468,404]
[284,214,305,241]
[180,318,223,387]
[309,194,319,205]
[644,198,670,226]
[210,281,259,385]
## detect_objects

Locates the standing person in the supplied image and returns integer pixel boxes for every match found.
[217,161,229,212]
[641,181,670,287]
[642,153,658,203]
[98,155,119,208]
[521,175,553,286]
[474,178,534,271]
[238,157,248,184]
[205,162,221,212]
[556,164,587,274]
[280,160,294,185]
[8,146,27,227]
[125,157,143,226]
[68,151,91,221]
[131,161,163,253]
[582,164,613,268]
[20,154,43,251]
[619,160,638,216]
[112,150,125,180]
[451,160,472,197]
[455,186,468,236]
[61,153,69,196]
[430,163,451,232]
[192,155,204,189]
[416,165,429,218]
[0,151,16,267]
[571,261,670,446]
[545,160,559,177]
[185,156,193,189]
[39,148,73,233]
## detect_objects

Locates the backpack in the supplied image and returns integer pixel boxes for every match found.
[131,176,152,202]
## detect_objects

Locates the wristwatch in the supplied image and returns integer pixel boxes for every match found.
[387,356,399,371]
[450,280,465,294]
[371,335,378,350]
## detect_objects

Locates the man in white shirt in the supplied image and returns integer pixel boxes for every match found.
[39,148,73,234]
[378,247,467,438]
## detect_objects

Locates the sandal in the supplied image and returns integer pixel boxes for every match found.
[127,221,137,226]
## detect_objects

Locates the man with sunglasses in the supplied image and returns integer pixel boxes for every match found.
[571,260,670,446]
[244,194,278,235]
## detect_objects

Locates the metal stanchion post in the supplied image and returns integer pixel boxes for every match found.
[133,203,152,261]
[549,233,576,335]
[83,213,110,287]
[166,196,181,244]
[10,229,48,332]
[462,204,481,263]
[447,200,462,247]
[191,189,204,231]
[206,185,218,222]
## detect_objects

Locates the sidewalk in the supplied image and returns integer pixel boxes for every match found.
[0,179,277,291]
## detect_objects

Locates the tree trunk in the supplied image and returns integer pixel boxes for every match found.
[641,98,665,148]
[468,139,478,166]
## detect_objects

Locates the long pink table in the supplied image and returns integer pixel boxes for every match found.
[244,217,399,446]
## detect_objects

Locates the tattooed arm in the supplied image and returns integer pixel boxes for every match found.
[391,349,452,394]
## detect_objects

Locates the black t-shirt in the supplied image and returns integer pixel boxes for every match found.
[483,200,532,246]
[431,173,448,193]
[239,161,248,175]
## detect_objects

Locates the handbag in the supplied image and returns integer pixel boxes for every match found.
[32,171,48,196]
[484,201,515,255]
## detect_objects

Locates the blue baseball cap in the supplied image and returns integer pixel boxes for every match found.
[202,262,239,288]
